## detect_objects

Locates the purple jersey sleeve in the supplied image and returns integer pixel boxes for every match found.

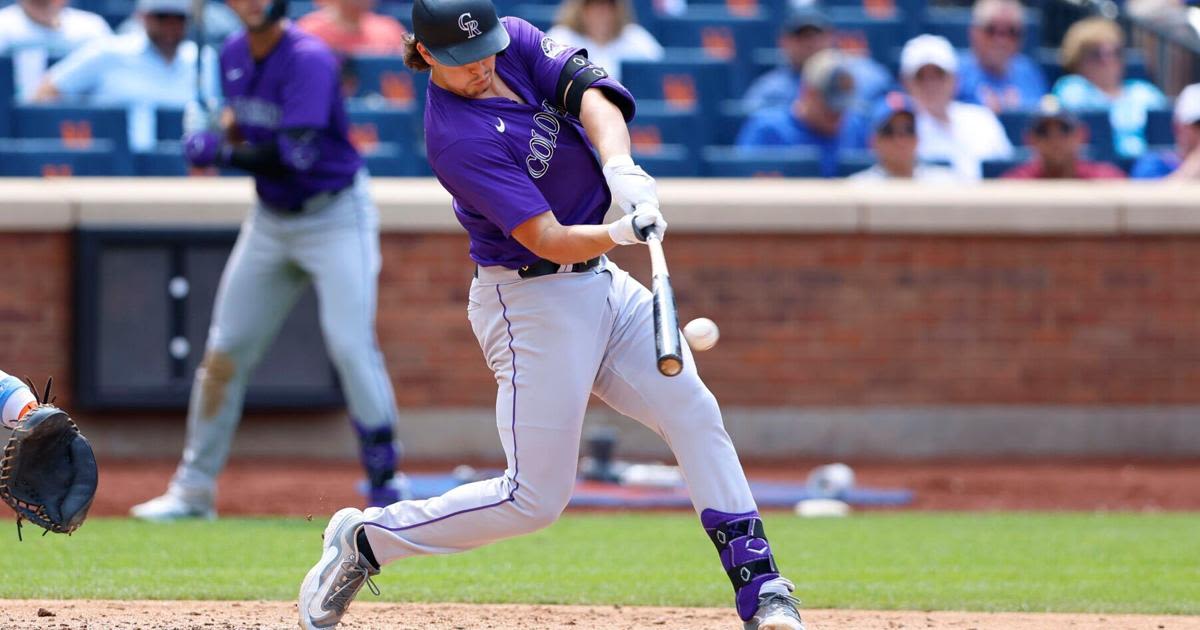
[433,138,552,237]
[503,17,636,122]
[279,41,339,129]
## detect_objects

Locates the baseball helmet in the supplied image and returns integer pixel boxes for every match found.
[412,0,510,66]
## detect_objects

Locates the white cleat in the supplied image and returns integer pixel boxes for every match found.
[298,507,380,629]
[129,490,216,522]
[744,592,807,630]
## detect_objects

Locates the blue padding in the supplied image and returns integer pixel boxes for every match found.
[12,104,131,153]
[633,143,698,176]
[0,55,12,137]
[0,138,133,175]
[702,145,824,177]
[347,55,428,110]
[621,54,733,114]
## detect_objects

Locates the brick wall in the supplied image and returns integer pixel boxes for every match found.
[4,231,1199,409]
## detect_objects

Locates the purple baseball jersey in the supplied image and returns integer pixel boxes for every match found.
[424,17,636,269]
[220,26,362,210]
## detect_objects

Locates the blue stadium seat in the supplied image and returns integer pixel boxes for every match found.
[633,144,698,176]
[134,142,189,176]
[346,102,419,154]
[621,54,732,114]
[0,55,12,137]
[347,56,428,109]
[655,10,774,89]
[361,141,421,176]
[629,101,706,162]
[828,6,913,68]
[1145,108,1175,147]
[288,0,316,20]
[157,107,184,141]
[702,146,823,177]
[511,4,556,31]
[11,104,130,153]
[714,99,750,145]
[1077,111,1115,161]
[0,138,132,176]
[998,110,1033,146]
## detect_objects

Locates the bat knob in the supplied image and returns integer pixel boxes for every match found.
[657,356,683,377]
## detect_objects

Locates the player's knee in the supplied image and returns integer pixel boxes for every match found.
[322,329,373,367]
[196,351,237,419]
[514,486,572,531]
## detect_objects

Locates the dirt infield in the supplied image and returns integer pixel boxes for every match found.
[93,458,1200,518]
[2,600,1197,629]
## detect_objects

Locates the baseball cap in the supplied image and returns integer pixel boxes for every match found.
[413,0,510,66]
[900,34,958,78]
[802,49,855,113]
[137,0,190,16]
[869,91,916,133]
[783,6,830,35]
[1029,94,1080,129]
[1175,83,1200,125]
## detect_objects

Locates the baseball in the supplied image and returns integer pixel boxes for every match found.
[683,317,720,351]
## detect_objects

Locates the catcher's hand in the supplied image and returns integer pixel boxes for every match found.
[0,379,98,538]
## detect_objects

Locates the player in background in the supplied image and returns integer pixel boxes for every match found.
[296,1,805,628]
[130,0,407,521]
[0,371,39,430]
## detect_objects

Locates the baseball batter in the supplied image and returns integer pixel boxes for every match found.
[130,0,406,521]
[297,1,804,628]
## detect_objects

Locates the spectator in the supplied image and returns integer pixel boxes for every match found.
[743,6,891,113]
[546,0,662,82]
[118,2,241,49]
[297,0,406,56]
[736,49,867,178]
[32,0,219,152]
[0,0,111,101]
[1003,95,1126,179]
[850,92,959,182]
[1132,83,1200,179]
[957,0,1047,112]
[1052,17,1167,158]
[901,34,1013,180]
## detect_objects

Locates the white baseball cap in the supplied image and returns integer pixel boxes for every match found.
[1175,83,1200,125]
[900,34,958,78]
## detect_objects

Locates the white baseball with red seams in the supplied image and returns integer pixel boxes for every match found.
[684,317,720,351]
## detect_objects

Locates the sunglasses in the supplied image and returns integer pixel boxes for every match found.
[1032,120,1075,138]
[147,11,187,20]
[981,23,1022,39]
[1084,45,1122,63]
[878,122,916,138]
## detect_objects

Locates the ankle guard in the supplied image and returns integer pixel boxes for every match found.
[353,421,397,489]
[700,508,780,621]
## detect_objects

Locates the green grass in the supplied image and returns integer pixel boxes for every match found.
[1,513,1197,614]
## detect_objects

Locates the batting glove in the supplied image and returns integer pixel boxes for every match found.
[608,205,668,246]
[602,155,658,214]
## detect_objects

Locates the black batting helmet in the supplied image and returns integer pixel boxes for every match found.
[412,0,510,66]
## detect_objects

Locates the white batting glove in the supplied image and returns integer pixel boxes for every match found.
[608,205,668,245]
[603,155,658,214]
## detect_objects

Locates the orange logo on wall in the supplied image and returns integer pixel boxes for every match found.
[41,164,72,177]
[630,126,663,153]
[725,0,756,17]
[349,123,381,153]
[380,72,414,105]
[663,75,697,109]
[701,27,736,61]
[863,0,896,18]
[59,121,92,148]
[833,32,870,56]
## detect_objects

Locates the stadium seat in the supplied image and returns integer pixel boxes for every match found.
[347,56,428,108]
[361,141,422,176]
[655,10,774,86]
[998,110,1032,146]
[633,144,698,176]
[511,3,556,31]
[134,142,190,176]
[714,99,750,145]
[346,102,419,158]
[621,54,732,114]
[157,107,184,141]
[0,55,12,137]
[1145,108,1175,147]
[0,138,132,176]
[11,104,131,153]
[629,100,706,161]
[702,146,824,177]
[827,6,913,68]
[1077,111,1115,162]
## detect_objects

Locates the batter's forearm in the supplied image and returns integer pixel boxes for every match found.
[579,88,631,165]
[512,212,616,264]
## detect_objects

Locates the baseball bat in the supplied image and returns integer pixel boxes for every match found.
[645,232,683,377]
[190,0,207,109]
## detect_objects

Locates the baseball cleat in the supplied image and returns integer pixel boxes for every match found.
[298,507,380,629]
[129,489,216,522]
[744,592,806,630]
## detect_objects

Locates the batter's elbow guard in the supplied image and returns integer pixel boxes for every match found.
[555,54,629,119]
[279,128,322,173]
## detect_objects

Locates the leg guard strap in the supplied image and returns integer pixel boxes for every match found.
[701,509,782,621]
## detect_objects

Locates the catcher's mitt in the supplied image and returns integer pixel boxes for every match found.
[0,379,98,538]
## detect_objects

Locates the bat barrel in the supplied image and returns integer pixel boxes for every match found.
[646,234,684,377]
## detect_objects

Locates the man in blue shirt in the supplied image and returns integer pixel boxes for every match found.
[1132,82,1200,179]
[33,0,219,151]
[956,0,1047,113]
[736,49,867,177]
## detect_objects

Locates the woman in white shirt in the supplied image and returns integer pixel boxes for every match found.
[546,0,663,82]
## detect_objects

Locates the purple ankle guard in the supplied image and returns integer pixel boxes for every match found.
[700,508,780,621]
[353,420,397,490]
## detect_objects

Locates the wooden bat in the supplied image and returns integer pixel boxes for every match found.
[190,0,206,109]
[645,232,683,377]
